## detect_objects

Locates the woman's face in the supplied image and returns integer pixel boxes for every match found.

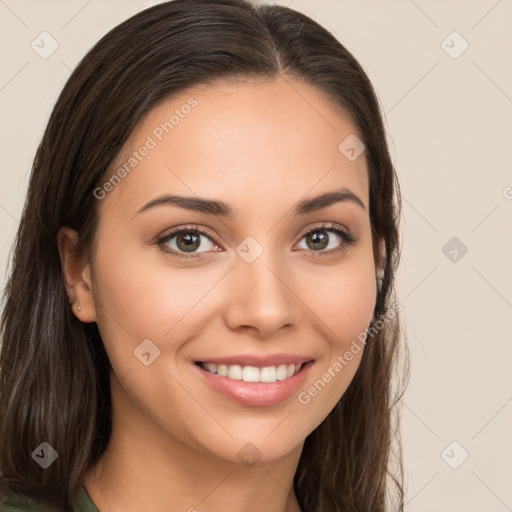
[82,78,378,463]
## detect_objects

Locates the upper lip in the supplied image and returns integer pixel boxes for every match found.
[195,354,314,367]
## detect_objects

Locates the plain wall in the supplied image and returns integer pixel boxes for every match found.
[0,1,511,510]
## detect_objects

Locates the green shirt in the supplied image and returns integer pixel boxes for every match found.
[0,485,98,511]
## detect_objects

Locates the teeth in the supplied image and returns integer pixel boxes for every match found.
[242,366,260,382]
[217,364,228,377]
[227,364,242,380]
[276,364,288,381]
[260,366,277,383]
[200,362,303,382]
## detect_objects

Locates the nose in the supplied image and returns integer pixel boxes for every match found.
[223,249,301,338]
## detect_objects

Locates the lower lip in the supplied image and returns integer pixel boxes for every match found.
[194,362,314,407]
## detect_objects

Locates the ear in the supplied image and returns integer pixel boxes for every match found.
[57,227,97,323]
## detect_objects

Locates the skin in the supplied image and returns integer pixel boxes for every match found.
[58,77,385,512]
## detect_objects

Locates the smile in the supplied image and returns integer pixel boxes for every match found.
[194,356,315,407]
[197,362,304,383]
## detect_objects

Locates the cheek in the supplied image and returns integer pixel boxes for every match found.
[90,231,174,371]
[326,272,376,347]
[89,239,216,443]
[301,252,377,350]
[90,232,233,394]
[293,251,377,413]
[92,230,202,338]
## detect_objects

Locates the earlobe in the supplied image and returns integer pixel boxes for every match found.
[57,227,97,323]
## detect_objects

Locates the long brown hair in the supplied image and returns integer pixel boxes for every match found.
[0,0,408,510]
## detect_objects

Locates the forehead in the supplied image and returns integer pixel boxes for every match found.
[101,78,369,215]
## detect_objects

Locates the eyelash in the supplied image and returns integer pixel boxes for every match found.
[156,222,356,260]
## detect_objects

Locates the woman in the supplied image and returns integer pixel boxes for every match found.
[0,0,407,510]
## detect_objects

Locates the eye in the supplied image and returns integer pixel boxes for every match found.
[295,223,355,257]
[156,222,356,260]
[156,225,220,259]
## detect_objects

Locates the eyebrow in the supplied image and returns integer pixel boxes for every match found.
[137,187,366,217]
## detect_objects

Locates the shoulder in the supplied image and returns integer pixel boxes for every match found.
[0,485,97,512]
[0,492,56,511]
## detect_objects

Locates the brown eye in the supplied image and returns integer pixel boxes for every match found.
[157,227,219,258]
[295,223,356,257]
[175,231,202,253]
[304,230,330,251]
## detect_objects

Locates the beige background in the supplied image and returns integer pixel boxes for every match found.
[1,1,511,510]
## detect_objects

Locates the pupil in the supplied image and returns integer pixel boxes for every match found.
[178,232,199,252]
[308,231,328,250]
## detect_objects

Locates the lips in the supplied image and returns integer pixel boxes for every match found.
[193,354,315,407]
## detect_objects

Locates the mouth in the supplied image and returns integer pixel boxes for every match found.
[193,356,315,407]
[196,361,306,383]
